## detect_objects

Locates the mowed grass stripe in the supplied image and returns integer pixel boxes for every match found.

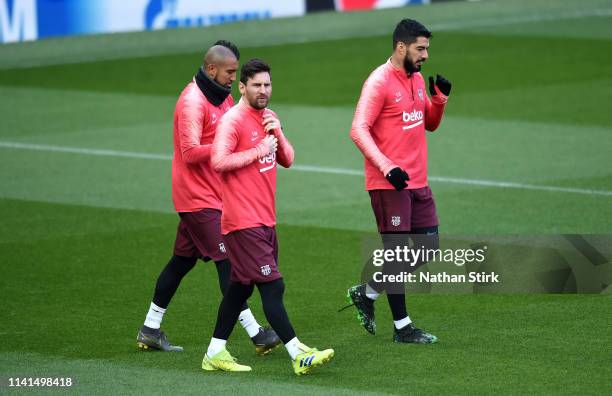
[3,31,612,128]
[1,3,611,394]
[1,85,610,185]
[1,84,610,232]
[0,352,388,396]
[2,140,611,197]
[1,0,610,70]
[1,199,611,394]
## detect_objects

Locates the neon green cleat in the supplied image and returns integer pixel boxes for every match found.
[202,348,252,372]
[292,343,334,376]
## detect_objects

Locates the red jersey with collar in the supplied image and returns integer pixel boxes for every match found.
[211,99,294,234]
[350,59,448,190]
[171,80,234,212]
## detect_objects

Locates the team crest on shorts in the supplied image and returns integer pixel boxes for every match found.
[418,88,424,101]
[219,243,226,253]
[260,264,272,276]
[391,216,401,227]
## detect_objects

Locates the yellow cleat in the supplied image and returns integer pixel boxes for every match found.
[292,343,334,376]
[202,348,252,372]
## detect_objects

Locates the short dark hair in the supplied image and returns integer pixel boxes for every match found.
[393,19,432,49]
[214,40,240,60]
[240,58,271,84]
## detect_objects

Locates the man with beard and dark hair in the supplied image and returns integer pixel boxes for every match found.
[201,59,334,374]
[136,42,281,355]
[346,19,452,343]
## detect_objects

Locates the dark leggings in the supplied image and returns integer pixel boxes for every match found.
[213,278,296,343]
[368,226,439,320]
[152,256,247,311]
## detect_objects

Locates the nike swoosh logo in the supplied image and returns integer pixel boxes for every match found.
[259,163,275,173]
[402,120,424,130]
[395,97,402,103]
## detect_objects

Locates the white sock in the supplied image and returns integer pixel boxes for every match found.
[394,315,412,330]
[143,302,166,329]
[238,308,261,338]
[365,284,380,300]
[285,337,302,360]
[206,337,227,357]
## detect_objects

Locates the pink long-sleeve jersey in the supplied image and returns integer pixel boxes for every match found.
[171,80,234,212]
[211,99,294,234]
[350,59,448,190]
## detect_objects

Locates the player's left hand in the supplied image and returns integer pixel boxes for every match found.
[386,167,410,191]
[428,74,452,96]
[263,115,282,135]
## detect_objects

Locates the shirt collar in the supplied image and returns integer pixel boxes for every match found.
[386,57,413,80]
[239,97,268,117]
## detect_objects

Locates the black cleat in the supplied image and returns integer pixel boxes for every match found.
[251,327,281,355]
[137,327,184,352]
[346,284,376,335]
[393,323,437,344]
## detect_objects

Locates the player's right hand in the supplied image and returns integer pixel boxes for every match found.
[260,134,278,156]
[386,167,409,191]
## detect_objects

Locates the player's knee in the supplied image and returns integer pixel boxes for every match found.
[214,259,232,294]
[214,258,231,267]
[411,226,438,235]
[227,281,255,300]
[258,278,285,300]
[381,232,409,251]
[169,255,197,276]
[172,254,197,266]
[411,226,440,251]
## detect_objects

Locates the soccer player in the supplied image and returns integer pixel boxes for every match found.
[201,59,334,374]
[137,41,280,354]
[347,19,452,343]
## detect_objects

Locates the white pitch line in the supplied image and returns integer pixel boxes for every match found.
[1,140,611,197]
[426,176,612,197]
[0,141,172,160]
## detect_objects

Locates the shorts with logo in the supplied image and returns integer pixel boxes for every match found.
[369,187,438,233]
[173,209,228,262]
[223,226,281,285]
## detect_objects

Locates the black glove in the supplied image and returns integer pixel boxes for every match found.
[386,167,409,191]
[428,74,452,96]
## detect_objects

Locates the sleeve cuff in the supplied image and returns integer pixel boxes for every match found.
[382,163,398,177]
[431,88,448,105]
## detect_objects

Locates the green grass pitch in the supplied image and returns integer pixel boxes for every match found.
[1,0,611,394]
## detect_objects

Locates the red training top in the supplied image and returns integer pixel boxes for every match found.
[350,59,448,190]
[212,99,294,234]
[172,80,234,212]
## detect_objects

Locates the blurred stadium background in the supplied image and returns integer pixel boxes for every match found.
[1,0,611,394]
